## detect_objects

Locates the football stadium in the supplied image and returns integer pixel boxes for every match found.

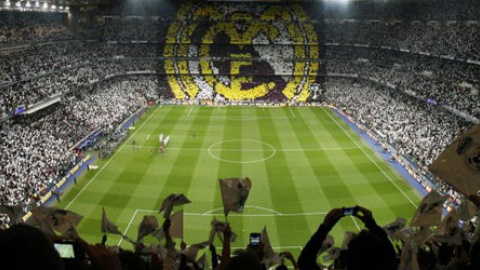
[0,0,479,269]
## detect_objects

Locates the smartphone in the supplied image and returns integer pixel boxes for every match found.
[250,233,261,246]
[343,207,357,216]
[54,241,86,261]
[54,242,76,259]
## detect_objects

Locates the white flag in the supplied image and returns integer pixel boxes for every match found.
[163,135,170,147]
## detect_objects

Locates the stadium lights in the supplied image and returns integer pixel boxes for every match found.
[42,2,47,8]
[65,6,68,10]
[25,1,31,7]
[15,1,20,7]
[51,4,56,9]
[4,0,10,6]
[59,5,63,10]
[35,1,39,7]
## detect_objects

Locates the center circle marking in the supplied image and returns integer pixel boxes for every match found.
[208,139,276,164]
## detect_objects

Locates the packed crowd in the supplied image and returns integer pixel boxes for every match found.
[325,77,471,171]
[318,0,480,21]
[0,48,158,119]
[101,1,480,62]
[325,47,480,118]
[324,21,480,61]
[104,18,163,42]
[0,42,102,82]
[0,0,478,228]
[0,11,73,44]
[0,77,159,206]
[0,1,480,269]
[100,0,480,20]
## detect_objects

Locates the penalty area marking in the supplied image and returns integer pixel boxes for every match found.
[65,106,161,210]
[118,207,363,245]
[322,107,418,208]
[117,206,328,246]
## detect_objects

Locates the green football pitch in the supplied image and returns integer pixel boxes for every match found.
[56,105,421,255]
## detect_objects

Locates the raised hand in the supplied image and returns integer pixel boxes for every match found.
[322,208,344,229]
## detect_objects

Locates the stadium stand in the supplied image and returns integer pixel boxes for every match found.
[0,10,73,44]
[0,77,158,206]
[0,0,479,269]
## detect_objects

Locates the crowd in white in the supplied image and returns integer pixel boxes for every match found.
[0,11,73,44]
[324,21,480,61]
[104,18,161,42]
[325,47,480,118]
[0,77,159,207]
[0,0,478,215]
[326,78,471,169]
[0,51,157,119]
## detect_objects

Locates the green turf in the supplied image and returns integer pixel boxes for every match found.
[56,105,421,257]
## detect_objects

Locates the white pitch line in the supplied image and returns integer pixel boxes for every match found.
[121,146,360,152]
[65,106,160,210]
[117,208,324,246]
[289,107,296,119]
[203,205,282,215]
[186,116,294,121]
[187,106,194,118]
[118,209,139,246]
[135,208,327,217]
[323,108,418,208]
[350,216,362,231]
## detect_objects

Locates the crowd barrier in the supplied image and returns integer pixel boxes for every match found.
[22,155,93,222]
[117,107,147,133]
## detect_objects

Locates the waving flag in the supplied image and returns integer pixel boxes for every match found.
[101,207,121,235]
[159,194,191,219]
[410,190,445,227]
[430,124,480,197]
[32,206,82,234]
[219,177,252,216]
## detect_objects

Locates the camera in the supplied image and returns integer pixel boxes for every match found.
[249,233,261,246]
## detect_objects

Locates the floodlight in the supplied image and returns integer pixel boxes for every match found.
[15,1,20,7]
